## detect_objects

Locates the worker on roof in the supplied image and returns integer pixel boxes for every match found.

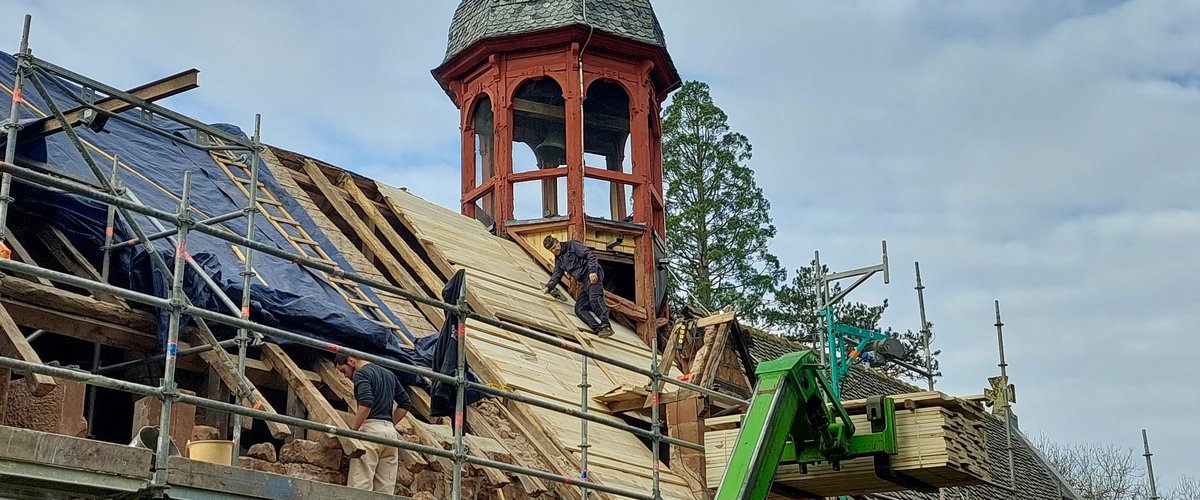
[541,235,614,338]
[334,353,413,493]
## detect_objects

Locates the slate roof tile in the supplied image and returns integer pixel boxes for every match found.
[444,0,667,61]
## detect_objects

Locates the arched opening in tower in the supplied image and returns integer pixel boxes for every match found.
[583,79,633,222]
[511,77,567,220]
[470,95,494,227]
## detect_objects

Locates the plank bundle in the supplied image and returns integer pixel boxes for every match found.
[705,391,990,496]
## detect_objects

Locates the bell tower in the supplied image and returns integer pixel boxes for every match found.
[434,0,679,341]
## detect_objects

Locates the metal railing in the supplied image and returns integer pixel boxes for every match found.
[0,14,747,500]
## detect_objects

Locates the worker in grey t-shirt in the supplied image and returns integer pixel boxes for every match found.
[335,353,412,492]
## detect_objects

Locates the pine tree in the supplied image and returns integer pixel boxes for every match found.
[662,81,783,322]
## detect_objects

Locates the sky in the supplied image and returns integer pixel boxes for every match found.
[2,0,1197,489]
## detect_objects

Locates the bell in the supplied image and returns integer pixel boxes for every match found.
[534,130,566,166]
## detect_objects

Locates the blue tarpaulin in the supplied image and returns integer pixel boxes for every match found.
[0,52,479,402]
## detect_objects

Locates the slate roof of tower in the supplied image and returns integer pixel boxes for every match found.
[444,0,667,61]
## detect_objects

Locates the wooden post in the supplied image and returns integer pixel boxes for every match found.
[285,387,305,443]
[0,368,10,424]
[565,46,585,242]
[666,396,707,498]
[493,55,514,233]
[201,365,231,434]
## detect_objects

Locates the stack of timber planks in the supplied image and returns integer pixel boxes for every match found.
[705,391,990,496]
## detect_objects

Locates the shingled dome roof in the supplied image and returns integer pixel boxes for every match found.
[444,0,667,62]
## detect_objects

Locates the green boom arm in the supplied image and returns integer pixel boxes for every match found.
[714,350,898,499]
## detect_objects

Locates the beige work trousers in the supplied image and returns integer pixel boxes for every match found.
[348,419,399,493]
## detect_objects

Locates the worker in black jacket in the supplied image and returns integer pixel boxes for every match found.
[541,235,614,338]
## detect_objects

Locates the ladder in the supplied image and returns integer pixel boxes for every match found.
[206,137,406,340]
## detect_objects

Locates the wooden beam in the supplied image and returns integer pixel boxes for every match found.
[0,300,157,352]
[498,401,584,500]
[0,368,10,423]
[694,310,736,329]
[341,178,448,304]
[463,404,550,496]
[285,387,305,442]
[0,304,56,396]
[261,343,365,458]
[35,226,122,304]
[18,69,200,143]
[196,348,291,440]
[697,323,732,389]
[508,167,567,184]
[371,184,503,319]
[462,178,497,205]
[512,97,627,131]
[5,234,52,286]
[312,358,354,407]
[0,276,158,351]
[583,166,638,186]
[201,365,231,432]
[299,159,444,326]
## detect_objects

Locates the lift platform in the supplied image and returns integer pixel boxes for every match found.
[713,350,948,499]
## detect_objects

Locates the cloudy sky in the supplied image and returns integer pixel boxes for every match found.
[3,0,1197,489]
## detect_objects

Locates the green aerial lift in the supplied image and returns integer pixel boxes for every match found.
[713,350,929,499]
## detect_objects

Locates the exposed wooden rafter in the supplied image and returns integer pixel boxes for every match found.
[196,347,291,440]
[34,225,123,304]
[0,304,56,396]
[17,69,199,144]
[299,159,444,327]
[261,343,365,457]
[4,234,52,287]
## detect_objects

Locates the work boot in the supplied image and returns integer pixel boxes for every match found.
[596,326,614,338]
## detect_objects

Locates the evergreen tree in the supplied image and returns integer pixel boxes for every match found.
[662,81,783,322]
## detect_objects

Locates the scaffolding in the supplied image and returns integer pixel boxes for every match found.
[0,14,745,500]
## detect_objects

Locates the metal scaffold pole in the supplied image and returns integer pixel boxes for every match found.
[994,300,1015,493]
[86,156,121,437]
[914,261,934,391]
[650,332,661,500]
[151,171,192,492]
[813,250,826,365]
[23,64,268,421]
[579,344,590,499]
[231,114,263,462]
[452,272,468,499]
[1142,429,1160,500]
[0,15,31,245]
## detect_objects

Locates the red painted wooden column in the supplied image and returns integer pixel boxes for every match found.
[493,56,514,233]
[630,61,658,342]
[565,45,586,241]
[460,89,477,219]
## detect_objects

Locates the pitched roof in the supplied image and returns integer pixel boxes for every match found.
[743,328,1081,500]
[444,0,667,61]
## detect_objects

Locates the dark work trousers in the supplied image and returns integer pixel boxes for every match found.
[574,270,611,333]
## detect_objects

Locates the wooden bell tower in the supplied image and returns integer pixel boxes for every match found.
[433,0,680,342]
